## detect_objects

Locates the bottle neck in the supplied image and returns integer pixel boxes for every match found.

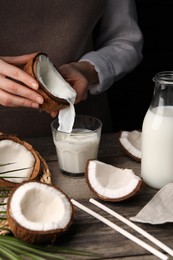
[153,71,173,84]
[151,71,173,109]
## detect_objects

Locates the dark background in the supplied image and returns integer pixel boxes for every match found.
[108,0,173,132]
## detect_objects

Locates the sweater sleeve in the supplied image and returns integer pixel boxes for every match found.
[79,0,143,95]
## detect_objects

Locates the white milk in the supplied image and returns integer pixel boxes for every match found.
[141,106,173,189]
[53,129,100,175]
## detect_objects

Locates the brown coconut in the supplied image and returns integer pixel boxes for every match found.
[24,52,70,114]
[0,133,41,187]
[7,181,74,244]
[119,130,141,162]
[85,159,142,202]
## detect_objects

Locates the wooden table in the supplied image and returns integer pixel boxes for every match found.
[27,133,173,260]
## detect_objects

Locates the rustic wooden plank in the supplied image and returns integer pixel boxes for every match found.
[25,133,173,260]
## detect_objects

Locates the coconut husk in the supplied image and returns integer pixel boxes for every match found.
[24,52,69,113]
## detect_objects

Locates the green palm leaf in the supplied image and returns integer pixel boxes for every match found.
[0,236,98,260]
[0,164,31,178]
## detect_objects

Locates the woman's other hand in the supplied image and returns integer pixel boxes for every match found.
[58,61,99,104]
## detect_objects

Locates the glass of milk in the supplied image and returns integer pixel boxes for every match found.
[51,115,102,176]
[141,71,173,189]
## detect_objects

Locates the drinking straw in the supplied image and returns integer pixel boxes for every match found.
[90,198,173,258]
[71,199,168,260]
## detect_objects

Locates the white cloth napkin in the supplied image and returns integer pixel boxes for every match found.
[130,183,173,224]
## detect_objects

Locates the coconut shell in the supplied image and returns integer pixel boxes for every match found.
[7,181,74,244]
[24,52,69,114]
[85,159,143,202]
[119,131,141,162]
[0,133,41,187]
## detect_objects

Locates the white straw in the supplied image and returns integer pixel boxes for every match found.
[90,198,173,258]
[71,199,168,260]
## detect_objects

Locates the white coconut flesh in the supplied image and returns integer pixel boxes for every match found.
[37,55,77,133]
[9,182,73,231]
[119,131,141,160]
[87,160,142,200]
[0,140,35,183]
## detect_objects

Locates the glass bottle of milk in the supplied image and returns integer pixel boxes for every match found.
[141,71,173,189]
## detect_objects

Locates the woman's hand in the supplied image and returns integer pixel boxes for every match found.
[0,55,99,119]
[58,61,99,104]
[0,54,44,108]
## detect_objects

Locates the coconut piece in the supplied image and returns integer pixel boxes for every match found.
[86,160,142,202]
[7,181,74,244]
[119,130,141,162]
[0,133,41,187]
[24,52,76,114]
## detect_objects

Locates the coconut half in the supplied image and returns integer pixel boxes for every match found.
[24,53,76,114]
[119,131,141,162]
[0,133,41,187]
[7,181,74,244]
[24,53,77,133]
[86,160,142,202]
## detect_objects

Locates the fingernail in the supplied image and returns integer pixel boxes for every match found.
[31,82,39,90]
[36,96,44,104]
[31,103,39,108]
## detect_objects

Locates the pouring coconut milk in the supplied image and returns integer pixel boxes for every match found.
[50,72,102,176]
[25,52,101,176]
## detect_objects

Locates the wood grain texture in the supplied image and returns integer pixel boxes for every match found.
[26,133,172,260]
